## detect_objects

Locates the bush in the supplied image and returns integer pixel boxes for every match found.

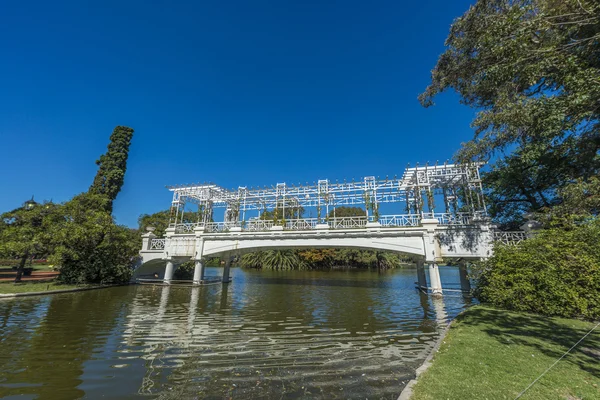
[473,219,600,320]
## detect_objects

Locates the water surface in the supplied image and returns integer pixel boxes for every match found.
[0,266,471,399]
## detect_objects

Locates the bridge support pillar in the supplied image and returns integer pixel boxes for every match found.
[193,259,205,284]
[164,260,175,284]
[222,258,231,283]
[416,260,427,291]
[428,263,443,296]
[459,262,471,294]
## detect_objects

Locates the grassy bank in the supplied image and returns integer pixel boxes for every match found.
[0,281,92,294]
[0,263,56,271]
[410,306,600,400]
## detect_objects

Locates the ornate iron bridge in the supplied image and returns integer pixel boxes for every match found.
[139,162,527,295]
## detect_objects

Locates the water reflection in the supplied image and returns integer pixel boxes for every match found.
[0,266,471,399]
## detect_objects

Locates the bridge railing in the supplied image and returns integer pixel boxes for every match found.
[493,231,528,245]
[378,214,420,227]
[166,213,489,235]
[245,220,275,231]
[286,218,319,230]
[149,238,166,250]
[329,216,368,229]
[174,222,201,233]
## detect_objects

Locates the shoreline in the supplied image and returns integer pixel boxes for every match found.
[0,283,132,298]
[397,312,458,400]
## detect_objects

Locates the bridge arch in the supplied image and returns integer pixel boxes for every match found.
[200,234,427,259]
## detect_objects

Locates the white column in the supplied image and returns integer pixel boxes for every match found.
[416,260,427,291]
[432,295,448,326]
[193,259,205,284]
[428,263,443,296]
[164,260,175,284]
[222,258,231,283]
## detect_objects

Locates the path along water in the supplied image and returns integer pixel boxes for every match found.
[0,266,473,399]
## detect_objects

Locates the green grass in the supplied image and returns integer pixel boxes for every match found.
[0,263,56,271]
[0,281,94,294]
[411,306,600,400]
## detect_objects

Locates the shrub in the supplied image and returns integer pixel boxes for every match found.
[472,219,600,320]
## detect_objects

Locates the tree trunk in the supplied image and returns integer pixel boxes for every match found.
[14,253,28,283]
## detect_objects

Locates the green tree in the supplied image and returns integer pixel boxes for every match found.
[49,193,138,284]
[89,126,134,212]
[421,0,600,224]
[0,201,59,282]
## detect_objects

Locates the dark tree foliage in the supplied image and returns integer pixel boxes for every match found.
[421,0,600,225]
[89,126,134,212]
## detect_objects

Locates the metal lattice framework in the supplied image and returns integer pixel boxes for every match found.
[166,162,487,229]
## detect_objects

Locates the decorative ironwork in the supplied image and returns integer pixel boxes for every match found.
[493,231,528,245]
[149,239,165,250]
[164,162,487,228]
[378,214,420,227]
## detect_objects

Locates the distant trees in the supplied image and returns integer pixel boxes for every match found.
[138,210,199,237]
[328,206,364,218]
[240,207,406,270]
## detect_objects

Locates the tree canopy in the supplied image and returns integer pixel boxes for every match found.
[421,0,600,225]
[89,126,134,212]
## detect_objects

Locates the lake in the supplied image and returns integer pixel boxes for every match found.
[0,266,472,399]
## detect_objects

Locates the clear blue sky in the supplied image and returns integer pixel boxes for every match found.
[1,0,476,227]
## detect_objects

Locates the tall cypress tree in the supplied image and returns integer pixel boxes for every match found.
[89,126,134,212]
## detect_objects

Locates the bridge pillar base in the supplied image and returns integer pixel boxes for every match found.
[416,260,427,291]
[193,260,205,284]
[459,262,471,294]
[428,263,443,296]
[164,260,175,284]
[222,259,231,283]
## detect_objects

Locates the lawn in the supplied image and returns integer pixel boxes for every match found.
[0,263,56,271]
[0,281,93,294]
[410,306,600,400]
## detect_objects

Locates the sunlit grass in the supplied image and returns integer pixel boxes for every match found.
[411,306,600,400]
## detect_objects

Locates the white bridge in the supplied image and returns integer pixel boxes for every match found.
[137,163,527,295]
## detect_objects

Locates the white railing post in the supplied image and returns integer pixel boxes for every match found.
[141,231,156,251]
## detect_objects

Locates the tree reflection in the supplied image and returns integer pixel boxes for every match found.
[0,289,125,398]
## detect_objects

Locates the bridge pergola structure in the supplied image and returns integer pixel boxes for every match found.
[166,162,487,232]
[137,162,528,297]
